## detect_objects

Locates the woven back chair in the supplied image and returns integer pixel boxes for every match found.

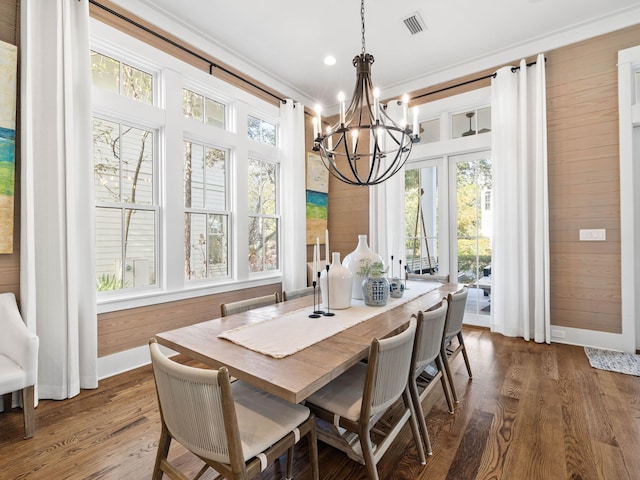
[220,292,279,317]
[304,318,425,480]
[149,339,319,480]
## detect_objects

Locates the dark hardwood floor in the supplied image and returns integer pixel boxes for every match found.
[1,328,639,479]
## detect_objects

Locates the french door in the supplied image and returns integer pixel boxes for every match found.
[404,149,492,326]
[449,151,492,325]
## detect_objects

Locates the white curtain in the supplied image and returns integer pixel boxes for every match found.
[280,100,307,290]
[490,54,550,343]
[370,100,405,274]
[20,0,98,399]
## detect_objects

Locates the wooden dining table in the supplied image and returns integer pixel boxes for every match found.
[154,281,462,404]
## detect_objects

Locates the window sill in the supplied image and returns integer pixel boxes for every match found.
[97,273,283,314]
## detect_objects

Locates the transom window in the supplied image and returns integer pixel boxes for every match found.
[247,115,277,146]
[182,88,226,128]
[451,107,491,138]
[91,50,153,104]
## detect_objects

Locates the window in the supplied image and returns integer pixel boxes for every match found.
[184,141,229,280]
[451,107,491,139]
[248,158,279,272]
[183,89,226,128]
[93,117,157,291]
[416,118,440,145]
[91,22,286,310]
[91,51,153,104]
[404,166,439,275]
[247,114,277,146]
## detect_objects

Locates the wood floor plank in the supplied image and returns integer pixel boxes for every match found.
[1,330,639,479]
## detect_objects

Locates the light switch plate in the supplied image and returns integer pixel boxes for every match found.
[579,229,606,241]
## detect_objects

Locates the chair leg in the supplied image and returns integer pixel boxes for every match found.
[3,392,11,413]
[308,417,320,480]
[153,423,172,480]
[458,333,473,378]
[408,378,432,456]
[285,446,294,479]
[435,355,455,413]
[357,425,379,480]
[22,386,35,439]
[404,389,426,464]
[441,346,459,404]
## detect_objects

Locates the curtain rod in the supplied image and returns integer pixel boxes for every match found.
[88,0,287,104]
[409,59,542,102]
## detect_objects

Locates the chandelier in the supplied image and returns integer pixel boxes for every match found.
[312,0,420,186]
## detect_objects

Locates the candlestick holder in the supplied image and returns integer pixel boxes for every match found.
[322,264,335,316]
[404,265,410,290]
[309,281,321,318]
[314,271,325,314]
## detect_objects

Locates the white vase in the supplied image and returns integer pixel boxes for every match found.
[320,252,353,310]
[342,235,384,300]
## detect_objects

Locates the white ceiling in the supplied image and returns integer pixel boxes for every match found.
[121,0,640,109]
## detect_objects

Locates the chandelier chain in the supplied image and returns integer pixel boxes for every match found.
[360,0,366,55]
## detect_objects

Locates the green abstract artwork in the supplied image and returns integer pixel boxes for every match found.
[0,40,17,254]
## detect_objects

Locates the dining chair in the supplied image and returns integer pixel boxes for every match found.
[220,292,279,317]
[282,286,314,301]
[149,339,319,480]
[408,300,452,455]
[441,287,472,405]
[0,293,39,439]
[304,317,425,480]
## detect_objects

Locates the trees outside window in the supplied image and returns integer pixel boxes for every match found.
[248,158,279,272]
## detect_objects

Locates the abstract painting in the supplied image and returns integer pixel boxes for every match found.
[306,152,328,245]
[0,40,17,254]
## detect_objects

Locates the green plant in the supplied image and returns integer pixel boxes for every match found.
[357,258,388,277]
[96,273,123,292]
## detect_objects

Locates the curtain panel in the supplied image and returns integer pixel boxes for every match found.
[279,100,307,291]
[20,0,98,399]
[490,54,550,343]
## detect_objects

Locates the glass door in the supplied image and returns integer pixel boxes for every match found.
[449,151,492,323]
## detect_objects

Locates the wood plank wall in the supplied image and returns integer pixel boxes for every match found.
[98,284,282,357]
[545,25,640,332]
[0,0,20,300]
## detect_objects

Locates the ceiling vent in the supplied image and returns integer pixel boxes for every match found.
[402,12,426,35]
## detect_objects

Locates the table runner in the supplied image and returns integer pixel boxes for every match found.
[218,281,441,358]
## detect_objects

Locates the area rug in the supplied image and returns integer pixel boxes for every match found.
[584,347,640,376]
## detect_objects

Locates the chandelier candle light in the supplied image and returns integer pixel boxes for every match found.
[312,0,420,186]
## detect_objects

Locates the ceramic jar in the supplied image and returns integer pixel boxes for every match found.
[320,252,353,310]
[388,277,405,298]
[362,274,390,306]
[342,234,384,300]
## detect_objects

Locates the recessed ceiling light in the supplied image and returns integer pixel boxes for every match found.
[324,55,336,66]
